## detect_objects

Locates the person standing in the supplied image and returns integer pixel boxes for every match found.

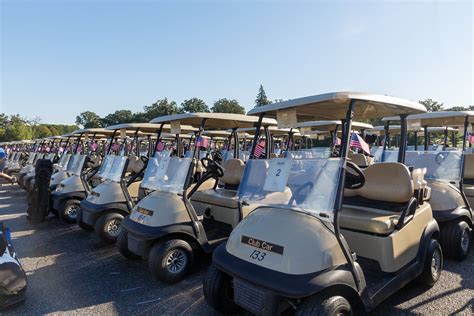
[0,147,16,184]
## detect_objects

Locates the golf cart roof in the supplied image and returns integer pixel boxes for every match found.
[297,120,373,131]
[72,128,115,135]
[247,92,426,121]
[236,126,298,135]
[202,130,232,137]
[371,125,424,135]
[383,111,474,127]
[150,113,277,129]
[105,123,162,133]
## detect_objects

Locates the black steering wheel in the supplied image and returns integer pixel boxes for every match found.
[140,155,149,164]
[435,152,447,165]
[288,181,314,205]
[201,157,224,178]
[211,151,223,164]
[345,161,365,190]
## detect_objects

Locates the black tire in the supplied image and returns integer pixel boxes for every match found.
[58,199,80,224]
[94,212,124,244]
[419,239,443,287]
[76,207,93,231]
[441,221,471,261]
[148,239,194,284]
[296,295,352,316]
[117,230,140,260]
[203,264,240,314]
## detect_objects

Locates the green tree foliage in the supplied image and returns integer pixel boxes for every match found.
[142,98,183,121]
[419,99,444,112]
[101,110,134,127]
[181,98,210,113]
[254,84,272,107]
[446,105,474,111]
[211,98,246,114]
[76,111,103,128]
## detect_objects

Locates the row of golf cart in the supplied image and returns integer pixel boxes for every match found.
[4,91,473,315]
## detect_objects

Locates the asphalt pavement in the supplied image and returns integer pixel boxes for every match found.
[0,183,472,315]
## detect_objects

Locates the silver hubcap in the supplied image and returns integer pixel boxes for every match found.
[165,249,187,274]
[65,204,79,219]
[461,230,470,253]
[431,249,441,279]
[106,219,121,237]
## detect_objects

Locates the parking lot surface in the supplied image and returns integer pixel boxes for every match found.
[0,183,472,315]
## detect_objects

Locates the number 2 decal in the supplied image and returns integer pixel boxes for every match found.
[275,168,281,176]
[250,250,267,261]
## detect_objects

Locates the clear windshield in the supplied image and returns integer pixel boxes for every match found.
[141,156,193,193]
[58,154,71,170]
[47,153,55,161]
[27,153,36,164]
[373,149,399,163]
[238,158,342,221]
[405,150,463,182]
[97,155,115,179]
[68,154,86,175]
[286,148,331,159]
[105,156,128,182]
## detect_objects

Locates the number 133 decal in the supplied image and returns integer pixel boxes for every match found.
[249,250,267,261]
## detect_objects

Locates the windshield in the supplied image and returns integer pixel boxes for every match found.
[105,156,128,182]
[238,158,342,221]
[97,155,115,179]
[405,150,463,182]
[68,154,86,175]
[27,152,36,164]
[141,156,193,193]
[373,149,398,163]
[58,154,71,170]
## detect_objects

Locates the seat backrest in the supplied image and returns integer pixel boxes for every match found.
[127,156,145,174]
[345,162,414,203]
[221,158,245,185]
[349,152,369,167]
[464,154,474,179]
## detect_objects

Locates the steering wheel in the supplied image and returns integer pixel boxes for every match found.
[201,157,224,178]
[345,161,365,190]
[435,152,447,165]
[288,181,314,205]
[140,155,149,164]
[211,151,223,164]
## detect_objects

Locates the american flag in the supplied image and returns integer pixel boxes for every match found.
[350,133,370,155]
[467,133,474,144]
[156,141,165,151]
[196,136,209,148]
[253,140,265,158]
[332,136,341,146]
[90,142,98,151]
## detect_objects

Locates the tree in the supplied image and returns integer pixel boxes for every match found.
[32,125,52,138]
[211,98,245,114]
[76,111,103,128]
[419,99,444,112]
[142,98,182,121]
[3,115,33,141]
[101,110,134,126]
[446,105,474,111]
[254,84,272,107]
[181,98,210,113]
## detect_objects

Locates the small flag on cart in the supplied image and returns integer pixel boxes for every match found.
[350,133,370,155]
[254,140,266,158]
[196,136,209,148]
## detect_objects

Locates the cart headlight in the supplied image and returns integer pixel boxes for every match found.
[91,191,100,198]
[137,207,153,216]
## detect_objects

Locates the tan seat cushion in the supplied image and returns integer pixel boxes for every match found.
[340,205,400,235]
[464,154,474,179]
[464,185,474,197]
[349,152,368,167]
[127,156,145,174]
[191,189,239,209]
[221,158,244,185]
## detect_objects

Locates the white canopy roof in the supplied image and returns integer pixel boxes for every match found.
[383,111,474,126]
[150,113,277,129]
[297,120,373,131]
[248,92,426,121]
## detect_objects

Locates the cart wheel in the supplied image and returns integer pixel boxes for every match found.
[441,221,471,260]
[296,295,352,316]
[117,230,140,260]
[419,239,443,287]
[58,199,80,224]
[203,264,240,313]
[95,212,124,244]
[148,239,194,284]
[76,207,93,231]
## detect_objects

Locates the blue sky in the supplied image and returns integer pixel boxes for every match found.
[1,0,472,124]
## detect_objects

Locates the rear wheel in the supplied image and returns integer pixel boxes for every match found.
[441,221,471,261]
[296,295,352,316]
[117,230,140,260]
[58,199,80,224]
[148,239,193,284]
[76,207,93,231]
[94,212,124,244]
[420,239,443,287]
[203,264,240,313]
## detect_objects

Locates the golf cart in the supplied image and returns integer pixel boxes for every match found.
[380,111,473,260]
[117,113,276,284]
[17,139,47,189]
[204,92,442,315]
[51,128,112,223]
[78,123,163,243]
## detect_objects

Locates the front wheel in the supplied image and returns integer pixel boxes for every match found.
[148,239,194,284]
[76,207,93,231]
[296,295,352,316]
[117,230,140,260]
[94,212,124,244]
[58,199,80,224]
[203,265,240,314]
[441,221,471,261]
[419,239,443,287]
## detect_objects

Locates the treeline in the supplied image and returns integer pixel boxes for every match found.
[0,114,78,142]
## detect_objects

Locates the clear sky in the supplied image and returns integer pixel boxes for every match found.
[1,0,473,125]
